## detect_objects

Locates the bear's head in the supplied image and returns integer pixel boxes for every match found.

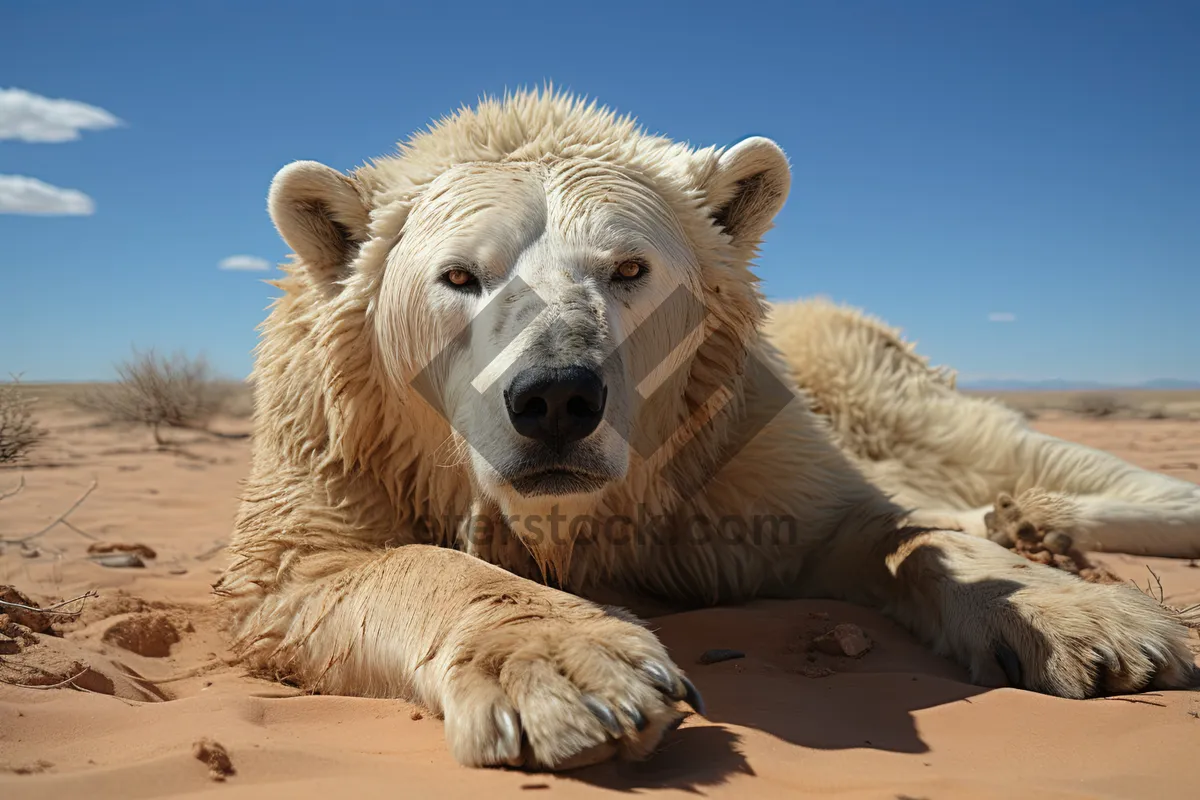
[261,91,791,553]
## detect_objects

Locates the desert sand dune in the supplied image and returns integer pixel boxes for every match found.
[2,405,1198,799]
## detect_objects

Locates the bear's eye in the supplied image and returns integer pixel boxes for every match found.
[612,260,646,282]
[442,267,479,291]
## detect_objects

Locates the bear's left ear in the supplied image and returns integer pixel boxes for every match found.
[703,136,791,247]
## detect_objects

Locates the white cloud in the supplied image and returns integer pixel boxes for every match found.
[988,312,1017,323]
[218,255,272,271]
[0,88,123,143]
[0,174,94,215]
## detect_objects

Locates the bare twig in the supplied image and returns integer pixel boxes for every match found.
[0,479,99,546]
[1131,565,1200,630]
[60,519,100,542]
[1130,565,1166,604]
[73,681,142,707]
[1102,693,1166,706]
[176,424,250,441]
[1176,602,1200,630]
[195,540,229,562]
[0,590,98,617]
[118,656,235,685]
[0,474,26,502]
[1,667,91,690]
[1147,565,1164,604]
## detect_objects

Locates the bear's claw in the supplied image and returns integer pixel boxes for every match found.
[641,660,705,716]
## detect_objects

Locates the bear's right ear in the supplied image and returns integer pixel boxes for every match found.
[268,161,371,281]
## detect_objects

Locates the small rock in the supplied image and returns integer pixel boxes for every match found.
[88,543,158,560]
[0,618,38,646]
[90,553,145,569]
[798,664,834,679]
[192,738,234,782]
[697,648,745,665]
[812,623,873,658]
[19,547,40,559]
[409,709,424,720]
[101,612,180,657]
[168,567,188,576]
[10,759,53,775]
[0,586,55,634]
[0,633,20,655]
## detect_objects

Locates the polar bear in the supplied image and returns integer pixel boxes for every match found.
[216,90,1197,771]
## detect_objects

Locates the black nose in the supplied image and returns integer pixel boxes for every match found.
[505,366,607,447]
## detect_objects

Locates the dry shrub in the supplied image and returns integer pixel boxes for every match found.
[77,350,230,442]
[1071,393,1122,419]
[217,381,254,419]
[0,377,43,463]
[1141,405,1169,421]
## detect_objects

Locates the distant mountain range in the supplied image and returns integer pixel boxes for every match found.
[960,378,1200,392]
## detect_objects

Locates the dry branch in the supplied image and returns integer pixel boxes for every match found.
[1132,565,1200,630]
[195,540,229,561]
[1131,565,1166,604]
[1,667,92,691]
[0,474,26,502]
[0,590,98,618]
[0,479,100,547]
[0,377,43,463]
[118,656,237,685]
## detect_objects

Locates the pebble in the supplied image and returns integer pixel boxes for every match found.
[90,553,145,569]
[697,648,746,665]
[812,623,873,658]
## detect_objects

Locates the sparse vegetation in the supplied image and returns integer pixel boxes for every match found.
[0,376,43,463]
[219,381,255,420]
[1144,405,1169,420]
[974,389,1200,421]
[1070,393,1122,419]
[76,349,234,444]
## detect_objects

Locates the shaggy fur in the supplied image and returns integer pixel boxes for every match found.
[765,298,1200,557]
[216,89,1198,771]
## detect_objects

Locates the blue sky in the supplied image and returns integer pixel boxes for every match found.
[1,0,1197,383]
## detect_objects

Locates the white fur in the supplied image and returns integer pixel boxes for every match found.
[215,89,1197,773]
[765,297,1200,558]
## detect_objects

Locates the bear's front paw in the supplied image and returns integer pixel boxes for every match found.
[954,571,1196,698]
[442,613,703,770]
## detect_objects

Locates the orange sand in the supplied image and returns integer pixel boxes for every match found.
[2,408,1198,799]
